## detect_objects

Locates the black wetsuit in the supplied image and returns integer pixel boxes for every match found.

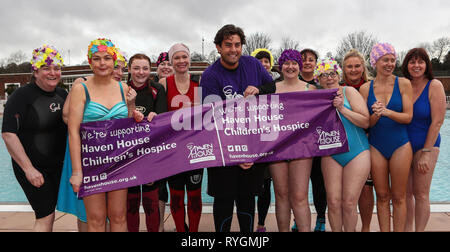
[126,80,167,232]
[2,82,67,219]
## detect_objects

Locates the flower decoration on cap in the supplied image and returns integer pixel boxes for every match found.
[313,58,342,83]
[116,48,127,67]
[251,48,274,68]
[87,38,119,66]
[369,42,397,68]
[156,52,169,67]
[30,45,64,71]
[278,49,303,71]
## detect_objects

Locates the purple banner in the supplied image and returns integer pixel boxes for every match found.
[78,89,348,197]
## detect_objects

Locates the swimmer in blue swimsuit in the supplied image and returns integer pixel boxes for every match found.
[315,58,371,232]
[331,86,370,166]
[406,80,441,153]
[367,77,410,159]
[360,42,413,232]
[401,48,446,232]
[341,49,375,232]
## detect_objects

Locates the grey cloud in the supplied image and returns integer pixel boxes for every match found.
[1,0,448,65]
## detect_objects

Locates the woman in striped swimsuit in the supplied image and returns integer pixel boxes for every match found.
[68,38,136,232]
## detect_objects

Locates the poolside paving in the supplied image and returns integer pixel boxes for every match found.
[1,205,449,232]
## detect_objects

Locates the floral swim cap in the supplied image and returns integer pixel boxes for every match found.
[116,48,127,67]
[313,58,342,83]
[278,49,303,71]
[369,43,397,68]
[87,38,119,66]
[30,45,64,71]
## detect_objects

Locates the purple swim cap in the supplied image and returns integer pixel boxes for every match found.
[278,49,303,71]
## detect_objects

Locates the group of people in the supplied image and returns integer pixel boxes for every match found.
[2,24,446,232]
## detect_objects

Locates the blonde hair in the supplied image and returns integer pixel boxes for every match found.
[342,49,372,83]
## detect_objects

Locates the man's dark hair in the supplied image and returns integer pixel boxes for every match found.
[214,24,246,46]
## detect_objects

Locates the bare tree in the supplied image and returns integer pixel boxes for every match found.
[279,37,300,50]
[443,51,450,71]
[431,37,450,62]
[150,55,158,63]
[243,32,273,56]
[274,37,301,62]
[335,31,378,63]
[418,42,433,56]
[6,50,28,65]
[206,50,219,63]
[0,58,6,68]
[191,51,206,62]
[397,50,408,66]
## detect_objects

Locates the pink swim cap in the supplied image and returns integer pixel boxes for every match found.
[370,43,397,68]
[168,43,190,64]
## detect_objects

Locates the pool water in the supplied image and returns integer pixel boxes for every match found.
[0,130,28,202]
[1,111,450,203]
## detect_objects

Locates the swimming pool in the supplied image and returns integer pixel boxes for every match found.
[1,111,450,203]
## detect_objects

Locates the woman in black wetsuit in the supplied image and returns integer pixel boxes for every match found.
[126,53,168,232]
[297,49,327,232]
[2,45,67,231]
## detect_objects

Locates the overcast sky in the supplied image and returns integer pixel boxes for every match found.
[1,0,449,65]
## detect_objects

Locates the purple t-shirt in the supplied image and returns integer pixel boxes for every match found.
[200,55,273,102]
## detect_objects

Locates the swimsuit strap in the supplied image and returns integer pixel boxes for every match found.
[342,86,347,101]
[367,80,375,114]
[80,82,125,102]
[80,82,91,102]
[416,80,432,105]
[394,76,399,96]
[118,81,126,102]
[369,79,374,99]
[388,76,400,110]
[424,79,432,97]
[394,76,400,96]
[342,86,350,109]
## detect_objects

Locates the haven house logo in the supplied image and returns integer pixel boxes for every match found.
[187,143,216,164]
[316,126,343,150]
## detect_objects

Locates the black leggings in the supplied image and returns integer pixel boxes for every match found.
[257,178,271,226]
[213,195,255,232]
[311,157,327,219]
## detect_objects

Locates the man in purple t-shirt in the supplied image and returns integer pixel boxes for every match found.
[200,24,273,232]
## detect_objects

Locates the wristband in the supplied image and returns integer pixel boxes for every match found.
[421,148,431,152]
